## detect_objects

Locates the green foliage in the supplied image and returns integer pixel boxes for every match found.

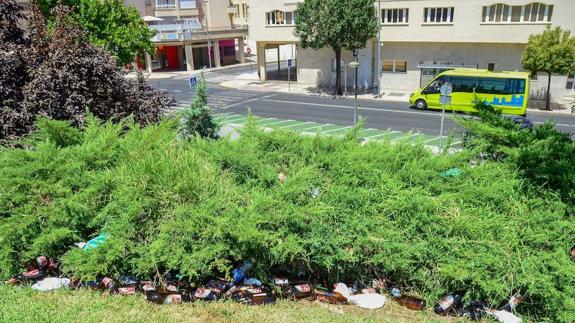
[457,98,575,207]
[36,0,155,66]
[294,0,378,95]
[522,26,575,109]
[177,75,219,140]
[1,117,574,321]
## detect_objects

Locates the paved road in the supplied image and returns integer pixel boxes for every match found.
[148,67,575,137]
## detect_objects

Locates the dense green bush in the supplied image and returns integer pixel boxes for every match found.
[0,117,574,321]
[457,98,575,208]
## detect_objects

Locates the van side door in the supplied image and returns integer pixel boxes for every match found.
[423,76,446,109]
[447,76,478,112]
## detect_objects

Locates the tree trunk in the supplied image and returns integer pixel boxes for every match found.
[545,71,552,110]
[334,47,342,96]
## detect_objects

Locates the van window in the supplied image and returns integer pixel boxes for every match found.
[425,76,446,94]
[446,76,478,93]
[477,77,526,95]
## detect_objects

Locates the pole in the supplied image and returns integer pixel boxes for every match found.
[354,55,359,125]
[376,0,382,97]
[439,101,446,149]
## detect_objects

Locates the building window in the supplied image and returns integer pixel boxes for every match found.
[266,10,296,26]
[424,7,454,23]
[482,3,553,23]
[382,60,407,73]
[179,0,196,9]
[156,0,176,9]
[382,8,409,24]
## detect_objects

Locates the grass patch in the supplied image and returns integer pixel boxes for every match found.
[0,285,462,323]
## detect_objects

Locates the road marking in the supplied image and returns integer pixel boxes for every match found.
[173,90,182,93]
[225,116,248,123]
[323,126,351,134]
[222,94,278,109]
[393,133,421,142]
[261,119,295,127]
[299,124,326,132]
[364,131,399,140]
[262,99,440,117]
[423,136,445,143]
[279,122,314,129]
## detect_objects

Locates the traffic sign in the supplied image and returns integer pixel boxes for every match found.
[440,82,453,96]
[246,47,251,55]
[189,75,198,88]
[287,58,295,68]
[352,49,359,57]
[440,95,452,105]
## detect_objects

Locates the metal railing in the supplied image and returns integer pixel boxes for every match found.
[155,0,176,9]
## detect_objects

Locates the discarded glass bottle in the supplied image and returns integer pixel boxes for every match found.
[458,300,488,321]
[252,292,277,305]
[101,277,118,294]
[232,261,253,284]
[314,286,347,304]
[164,293,192,304]
[283,284,312,300]
[391,287,426,311]
[500,293,522,312]
[434,291,465,315]
[194,288,217,301]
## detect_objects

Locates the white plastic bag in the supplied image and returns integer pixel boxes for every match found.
[32,277,71,291]
[348,293,387,310]
[491,310,522,323]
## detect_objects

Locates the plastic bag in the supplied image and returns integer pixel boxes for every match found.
[32,278,71,291]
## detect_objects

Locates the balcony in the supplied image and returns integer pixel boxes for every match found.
[155,0,175,9]
[149,22,248,43]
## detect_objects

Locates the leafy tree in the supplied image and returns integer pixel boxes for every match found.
[0,1,172,144]
[294,0,378,95]
[35,0,155,66]
[177,74,220,140]
[522,26,575,110]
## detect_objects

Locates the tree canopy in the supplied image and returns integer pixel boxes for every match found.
[522,26,575,110]
[294,0,378,95]
[36,0,155,66]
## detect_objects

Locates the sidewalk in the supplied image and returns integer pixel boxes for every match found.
[124,62,255,80]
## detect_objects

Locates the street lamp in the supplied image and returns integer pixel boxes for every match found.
[349,58,360,126]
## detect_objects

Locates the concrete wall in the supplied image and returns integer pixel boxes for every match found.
[247,0,299,42]
[379,42,526,91]
[379,0,575,43]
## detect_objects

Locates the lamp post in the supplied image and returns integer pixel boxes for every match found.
[349,54,360,126]
[376,0,382,97]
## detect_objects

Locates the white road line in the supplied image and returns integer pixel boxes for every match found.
[173,90,182,93]
[256,118,278,123]
[450,141,463,146]
[363,132,391,140]
[423,136,445,143]
[279,122,314,129]
[262,99,440,117]
[299,124,326,131]
[393,133,421,141]
[323,126,350,134]
[225,116,248,123]
[261,120,295,126]
[222,94,278,109]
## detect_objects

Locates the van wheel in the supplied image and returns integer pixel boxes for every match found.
[414,99,427,110]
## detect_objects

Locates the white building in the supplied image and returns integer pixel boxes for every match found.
[248,0,575,105]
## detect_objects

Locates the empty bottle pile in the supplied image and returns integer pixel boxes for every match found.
[5,256,525,322]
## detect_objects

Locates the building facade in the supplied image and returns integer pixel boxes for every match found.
[125,0,248,72]
[248,0,575,104]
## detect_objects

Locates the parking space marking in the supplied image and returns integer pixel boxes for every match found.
[323,126,351,134]
[279,122,315,129]
[261,120,295,127]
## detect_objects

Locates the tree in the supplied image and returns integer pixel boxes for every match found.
[294,0,378,95]
[522,26,575,110]
[35,0,155,66]
[177,74,220,140]
[0,1,172,144]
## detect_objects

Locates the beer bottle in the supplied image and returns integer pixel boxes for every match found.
[500,293,522,312]
[145,291,166,304]
[434,291,465,315]
[391,287,426,311]
[314,287,347,304]
[101,277,118,294]
[252,292,277,305]
[283,284,312,300]
[458,300,488,321]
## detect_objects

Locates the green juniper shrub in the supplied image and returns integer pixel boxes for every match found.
[1,117,574,321]
[457,97,575,207]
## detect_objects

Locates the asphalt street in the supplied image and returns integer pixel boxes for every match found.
[148,66,575,138]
